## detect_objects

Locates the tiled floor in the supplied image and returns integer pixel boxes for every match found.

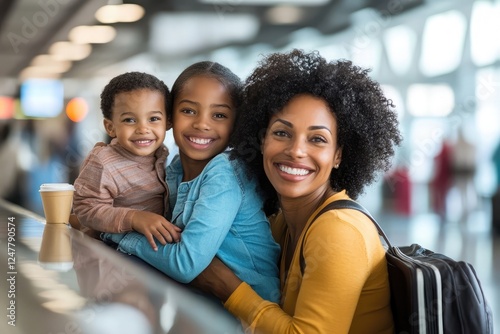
[361,178,500,331]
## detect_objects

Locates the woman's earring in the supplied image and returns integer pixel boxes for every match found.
[335,163,339,169]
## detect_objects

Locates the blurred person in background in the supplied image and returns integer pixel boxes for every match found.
[449,126,478,224]
[430,138,453,222]
[23,116,74,215]
[0,121,23,203]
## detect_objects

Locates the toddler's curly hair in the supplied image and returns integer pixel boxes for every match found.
[100,71,170,120]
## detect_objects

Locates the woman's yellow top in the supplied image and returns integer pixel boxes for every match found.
[225,190,394,333]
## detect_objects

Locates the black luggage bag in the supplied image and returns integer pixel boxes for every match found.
[386,243,493,333]
[300,200,494,334]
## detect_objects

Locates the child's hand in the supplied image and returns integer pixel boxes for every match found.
[130,211,181,251]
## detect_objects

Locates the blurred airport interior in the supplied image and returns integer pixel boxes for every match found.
[0,0,500,330]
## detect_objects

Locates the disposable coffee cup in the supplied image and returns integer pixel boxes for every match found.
[38,223,73,271]
[39,183,75,224]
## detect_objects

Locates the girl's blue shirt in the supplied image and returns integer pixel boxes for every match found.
[105,152,280,302]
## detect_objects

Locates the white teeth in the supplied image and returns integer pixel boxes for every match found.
[279,164,309,176]
[135,140,151,144]
[189,137,212,145]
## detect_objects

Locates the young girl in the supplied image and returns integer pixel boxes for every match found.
[103,62,281,303]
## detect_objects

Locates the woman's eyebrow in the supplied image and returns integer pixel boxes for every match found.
[309,125,332,134]
[273,119,332,134]
[273,118,292,127]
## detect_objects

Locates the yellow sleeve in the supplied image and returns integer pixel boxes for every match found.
[225,282,282,332]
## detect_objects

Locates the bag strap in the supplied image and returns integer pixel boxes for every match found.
[299,199,392,275]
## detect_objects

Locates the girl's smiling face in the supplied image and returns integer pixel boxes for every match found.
[262,94,342,201]
[172,75,236,166]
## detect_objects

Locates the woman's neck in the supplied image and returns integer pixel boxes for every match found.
[280,187,337,245]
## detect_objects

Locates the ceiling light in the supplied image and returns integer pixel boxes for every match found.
[419,10,467,77]
[470,1,500,67]
[23,62,70,76]
[150,13,259,56]
[21,59,71,79]
[265,5,304,24]
[383,25,417,76]
[199,0,329,5]
[49,42,92,61]
[31,55,72,70]
[19,67,61,80]
[95,4,145,24]
[407,84,454,117]
[69,25,117,44]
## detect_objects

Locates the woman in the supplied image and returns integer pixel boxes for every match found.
[192,49,402,333]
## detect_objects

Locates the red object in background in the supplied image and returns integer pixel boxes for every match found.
[430,141,452,218]
[0,96,14,119]
[384,167,412,216]
[393,167,412,216]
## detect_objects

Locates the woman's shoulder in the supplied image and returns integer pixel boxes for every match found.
[307,196,383,256]
[309,193,377,239]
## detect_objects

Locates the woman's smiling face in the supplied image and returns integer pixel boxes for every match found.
[262,94,342,201]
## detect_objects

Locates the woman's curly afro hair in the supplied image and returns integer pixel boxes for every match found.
[229,49,402,214]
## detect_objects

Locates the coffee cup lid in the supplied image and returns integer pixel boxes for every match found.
[38,261,74,272]
[39,183,75,192]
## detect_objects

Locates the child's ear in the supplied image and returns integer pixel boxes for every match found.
[103,118,116,137]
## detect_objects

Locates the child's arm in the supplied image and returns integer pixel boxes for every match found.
[103,159,242,282]
[127,210,181,251]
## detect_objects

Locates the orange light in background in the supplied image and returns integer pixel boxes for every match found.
[66,97,89,122]
[0,96,14,119]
